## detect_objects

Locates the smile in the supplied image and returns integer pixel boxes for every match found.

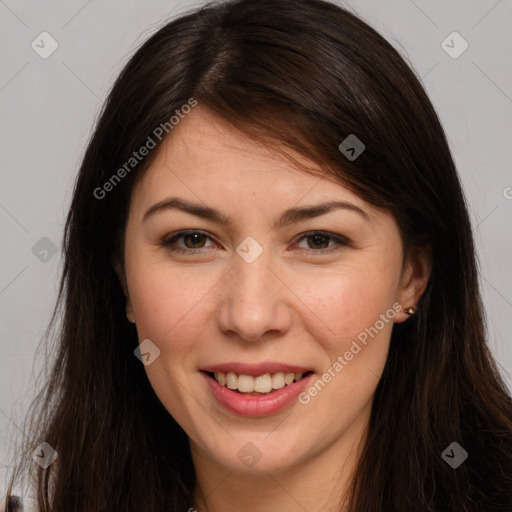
[207,371,312,395]
[200,365,315,417]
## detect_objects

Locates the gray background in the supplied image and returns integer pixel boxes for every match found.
[1,0,511,496]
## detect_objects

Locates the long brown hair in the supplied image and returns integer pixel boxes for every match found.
[5,0,512,510]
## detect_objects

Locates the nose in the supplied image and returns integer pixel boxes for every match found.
[217,247,293,342]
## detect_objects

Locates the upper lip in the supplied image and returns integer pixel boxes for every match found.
[201,362,312,376]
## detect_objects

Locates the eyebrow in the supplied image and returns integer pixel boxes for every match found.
[142,197,371,227]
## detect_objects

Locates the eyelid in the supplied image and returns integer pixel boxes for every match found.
[159,229,350,255]
[294,231,350,254]
[160,229,216,252]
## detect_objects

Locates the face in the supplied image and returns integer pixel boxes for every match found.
[120,107,428,475]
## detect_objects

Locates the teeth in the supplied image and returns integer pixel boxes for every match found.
[216,372,226,386]
[212,371,307,394]
[271,373,285,389]
[254,374,272,393]
[284,372,295,385]
[238,374,254,392]
[226,372,238,390]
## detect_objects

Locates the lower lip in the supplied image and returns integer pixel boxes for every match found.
[201,371,314,417]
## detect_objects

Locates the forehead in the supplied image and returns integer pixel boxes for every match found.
[131,107,367,210]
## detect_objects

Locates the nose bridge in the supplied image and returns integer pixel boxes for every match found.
[218,241,291,341]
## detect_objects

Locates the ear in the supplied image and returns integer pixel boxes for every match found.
[394,239,431,323]
[112,256,135,324]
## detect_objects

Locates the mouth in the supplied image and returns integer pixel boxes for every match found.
[202,370,314,396]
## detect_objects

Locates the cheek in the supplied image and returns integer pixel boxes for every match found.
[296,259,400,354]
[295,268,398,428]
[126,257,217,359]
[128,251,400,356]
[126,264,215,428]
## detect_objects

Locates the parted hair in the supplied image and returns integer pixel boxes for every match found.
[5,0,512,510]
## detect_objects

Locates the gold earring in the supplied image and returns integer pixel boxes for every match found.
[404,306,416,315]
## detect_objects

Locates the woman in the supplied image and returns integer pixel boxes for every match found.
[4,0,512,510]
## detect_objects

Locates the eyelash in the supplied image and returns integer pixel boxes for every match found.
[159,230,349,256]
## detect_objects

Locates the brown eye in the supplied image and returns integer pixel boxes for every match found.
[160,230,216,254]
[181,232,208,249]
[295,231,349,255]
[160,230,349,256]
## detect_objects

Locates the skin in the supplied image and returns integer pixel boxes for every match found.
[118,107,431,512]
